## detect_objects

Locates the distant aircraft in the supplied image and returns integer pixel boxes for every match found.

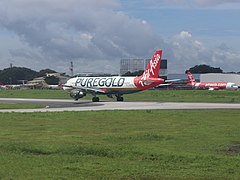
[0,85,7,90]
[63,50,176,102]
[42,85,60,89]
[43,82,62,90]
[187,72,238,90]
[0,84,21,90]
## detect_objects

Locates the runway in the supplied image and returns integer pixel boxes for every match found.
[0,98,240,112]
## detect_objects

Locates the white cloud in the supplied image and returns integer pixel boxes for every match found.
[141,20,148,24]
[0,0,164,74]
[179,31,192,39]
[169,31,240,73]
[0,0,239,75]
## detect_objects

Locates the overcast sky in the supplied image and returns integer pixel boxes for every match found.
[0,0,240,74]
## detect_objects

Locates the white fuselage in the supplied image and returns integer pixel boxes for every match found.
[64,76,137,91]
[193,82,238,90]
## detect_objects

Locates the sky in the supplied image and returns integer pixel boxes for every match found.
[0,0,240,74]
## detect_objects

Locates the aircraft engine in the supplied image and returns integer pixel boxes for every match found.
[69,89,86,100]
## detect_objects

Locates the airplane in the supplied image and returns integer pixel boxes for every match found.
[187,72,238,90]
[63,49,176,102]
[46,84,61,89]
[0,84,22,90]
[0,85,7,90]
[43,82,63,89]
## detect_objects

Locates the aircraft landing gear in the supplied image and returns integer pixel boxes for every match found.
[92,96,100,102]
[116,96,124,102]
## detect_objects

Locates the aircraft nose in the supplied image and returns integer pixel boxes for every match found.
[62,84,68,91]
[62,80,73,91]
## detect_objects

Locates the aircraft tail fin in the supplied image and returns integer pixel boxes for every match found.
[143,50,162,78]
[134,50,164,89]
[187,72,196,85]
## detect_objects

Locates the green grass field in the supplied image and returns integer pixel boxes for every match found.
[0,89,240,102]
[126,89,240,102]
[0,89,240,178]
[1,110,240,179]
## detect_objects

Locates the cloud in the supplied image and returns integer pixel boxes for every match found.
[0,0,165,73]
[0,0,239,75]
[169,31,240,73]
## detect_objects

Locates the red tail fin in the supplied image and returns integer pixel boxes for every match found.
[134,50,164,90]
[187,72,196,85]
[144,50,162,78]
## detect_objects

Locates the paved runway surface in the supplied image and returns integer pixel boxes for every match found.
[0,98,240,112]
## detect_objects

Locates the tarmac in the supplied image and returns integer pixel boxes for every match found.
[0,98,240,112]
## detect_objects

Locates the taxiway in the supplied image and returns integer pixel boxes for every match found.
[0,98,240,112]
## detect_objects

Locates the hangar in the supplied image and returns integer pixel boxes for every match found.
[201,73,240,87]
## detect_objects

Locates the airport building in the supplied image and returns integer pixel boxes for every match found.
[200,73,240,86]
[120,59,167,77]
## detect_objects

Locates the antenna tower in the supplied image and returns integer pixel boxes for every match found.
[70,61,74,76]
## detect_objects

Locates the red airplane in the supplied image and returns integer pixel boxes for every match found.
[187,72,238,90]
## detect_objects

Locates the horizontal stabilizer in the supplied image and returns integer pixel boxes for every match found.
[165,79,181,83]
[141,78,164,85]
[157,83,172,87]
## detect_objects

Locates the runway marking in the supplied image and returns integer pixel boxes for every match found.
[0,98,240,112]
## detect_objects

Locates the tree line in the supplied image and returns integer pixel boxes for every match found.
[0,67,60,85]
[0,64,237,84]
[122,64,233,76]
[185,64,223,74]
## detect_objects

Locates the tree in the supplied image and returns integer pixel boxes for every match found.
[0,67,63,84]
[122,70,144,76]
[0,67,38,84]
[185,64,223,74]
[38,69,57,77]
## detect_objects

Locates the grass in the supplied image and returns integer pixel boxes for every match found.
[125,89,240,102]
[0,89,240,103]
[1,110,240,179]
